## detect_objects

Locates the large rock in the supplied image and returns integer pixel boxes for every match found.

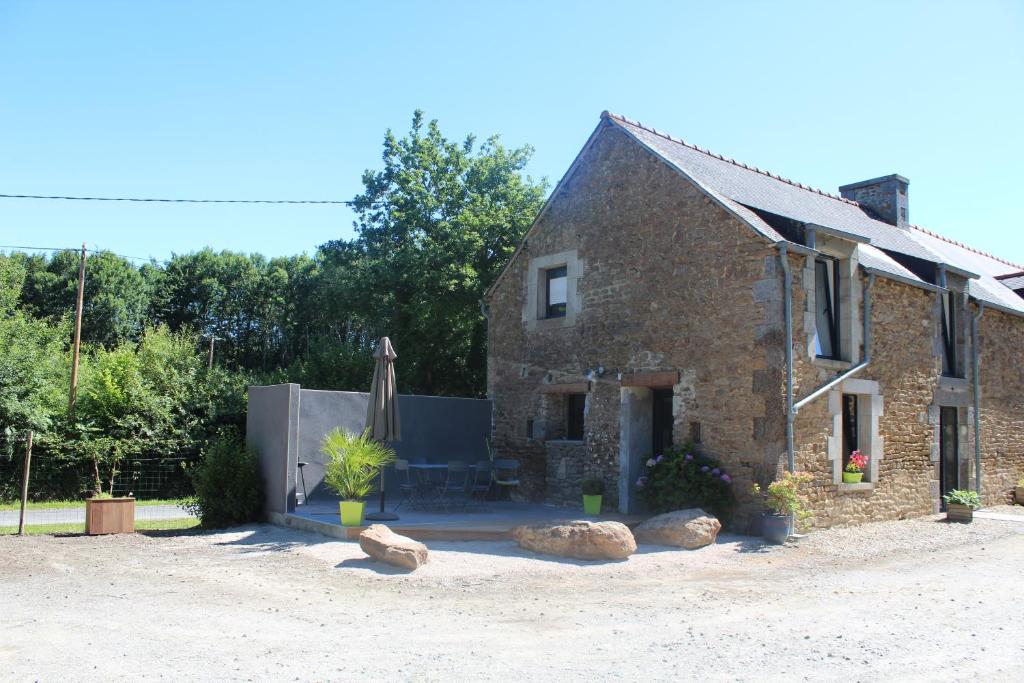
[512,521,636,560]
[634,509,721,549]
[358,524,429,570]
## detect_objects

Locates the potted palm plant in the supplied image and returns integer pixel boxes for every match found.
[321,428,395,527]
[581,477,605,515]
[752,472,812,544]
[943,489,980,522]
[842,450,868,483]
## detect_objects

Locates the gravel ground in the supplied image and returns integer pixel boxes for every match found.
[2,511,1022,681]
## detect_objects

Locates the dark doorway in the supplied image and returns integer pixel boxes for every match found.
[651,389,674,457]
[939,407,959,509]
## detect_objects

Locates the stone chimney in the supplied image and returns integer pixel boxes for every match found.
[839,174,909,227]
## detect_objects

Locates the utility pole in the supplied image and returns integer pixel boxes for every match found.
[207,335,216,370]
[18,431,33,536]
[68,243,87,418]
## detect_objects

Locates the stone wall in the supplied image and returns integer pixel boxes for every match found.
[790,275,942,527]
[545,440,588,507]
[486,122,785,517]
[978,308,1024,503]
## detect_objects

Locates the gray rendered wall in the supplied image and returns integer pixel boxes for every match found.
[247,384,493,512]
[246,384,300,514]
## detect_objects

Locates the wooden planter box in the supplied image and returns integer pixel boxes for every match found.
[946,503,974,523]
[85,497,136,535]
[1015,486,1024,505]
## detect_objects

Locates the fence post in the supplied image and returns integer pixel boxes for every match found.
[18,431,34,536]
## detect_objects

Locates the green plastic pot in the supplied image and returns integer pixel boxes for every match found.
[842,471,863,484]
[582,494,602,516]
[339,500,366,527]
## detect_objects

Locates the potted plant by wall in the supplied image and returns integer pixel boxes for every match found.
[842,450,868,484]
[322,428,395,527]
[581,477,605,515]
[752,472,813,544]
[943,489,980,523]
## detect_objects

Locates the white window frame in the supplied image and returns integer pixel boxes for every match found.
[827,378,884,490]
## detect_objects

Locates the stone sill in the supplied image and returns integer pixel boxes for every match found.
[938,375,969,391]
[837,482,875,494]
[545,439,585,445]
[813,356,853,371]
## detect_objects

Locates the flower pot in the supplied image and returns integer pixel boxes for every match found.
[842,471,863,484]
[582,494,602,516]
[946,503,973,523]
[339,501,366,527]
[85,497,135,535]
[761,512,792,544]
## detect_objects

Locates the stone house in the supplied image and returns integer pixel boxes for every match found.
[484,111,1024,529]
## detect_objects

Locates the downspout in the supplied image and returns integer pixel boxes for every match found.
[971,301,985,496]
[779,244,795,473]
[793,273,874,413]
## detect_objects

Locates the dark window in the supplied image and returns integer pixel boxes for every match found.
[689,421,702,444]
[566,393,585,440]
[941,291,960,377]
[526,419,534,440]
[651,389,674,456]
[841,393,858,471]
[815,257,841,359]
[545,266,567,318]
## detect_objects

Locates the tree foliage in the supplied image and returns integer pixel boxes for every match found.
[0,110,543,501]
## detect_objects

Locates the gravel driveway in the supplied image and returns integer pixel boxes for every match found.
[2,510,1022,681]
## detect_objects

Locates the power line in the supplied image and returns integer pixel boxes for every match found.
[0,244,158,263]
[0,193,359,205]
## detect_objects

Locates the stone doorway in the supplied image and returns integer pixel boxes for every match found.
[618,385,675,514]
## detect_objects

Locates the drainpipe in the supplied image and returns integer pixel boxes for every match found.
[779,244,795,473]
[971,301,985,496]
[793,273,874,414]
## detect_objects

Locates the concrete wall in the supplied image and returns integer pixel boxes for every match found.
[246,384,492,511]
[246,384,300,514]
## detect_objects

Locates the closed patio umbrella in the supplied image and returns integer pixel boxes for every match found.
[364,337,401,520]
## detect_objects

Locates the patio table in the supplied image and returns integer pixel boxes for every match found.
[406,463,472,510]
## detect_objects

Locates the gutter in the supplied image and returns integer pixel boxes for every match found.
[779,244,795,473]
[971,301,985,496]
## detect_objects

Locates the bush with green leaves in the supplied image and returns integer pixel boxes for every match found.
[752,471,814,529]
[184,428,264,528]
[943,489,981,509]
[636,445,736,522]
[321,428,395,500]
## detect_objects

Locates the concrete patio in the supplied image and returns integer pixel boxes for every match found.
[274,499,646,541]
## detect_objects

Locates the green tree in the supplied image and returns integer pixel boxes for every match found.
[21,249,151,347]
[320,110,547,396]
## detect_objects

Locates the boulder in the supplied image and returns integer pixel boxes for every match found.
[512,521,636,560]
[358,524,429,570]
[633,508,720,549]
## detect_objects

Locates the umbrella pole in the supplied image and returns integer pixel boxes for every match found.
[365,457,398,521]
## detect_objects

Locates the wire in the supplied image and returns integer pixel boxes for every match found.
[0,244,156,263]
[0,193,358,205]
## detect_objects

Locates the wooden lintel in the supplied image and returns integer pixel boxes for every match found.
[620,371,679,388]
[540,382,590,394]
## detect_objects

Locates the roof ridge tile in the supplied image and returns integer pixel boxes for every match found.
[604,111,863,206]
[909,225,1024,271]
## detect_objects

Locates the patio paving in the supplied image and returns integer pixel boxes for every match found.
[280,498,647,541]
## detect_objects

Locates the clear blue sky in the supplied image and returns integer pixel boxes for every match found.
[2,1,1022,265]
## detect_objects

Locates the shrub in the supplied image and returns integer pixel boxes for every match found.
[635,445,735,521]
[752,472,814,526]
[184,428,264,528]
[943,489,981,509]
[581,477,605,496]
[321,428,395,500]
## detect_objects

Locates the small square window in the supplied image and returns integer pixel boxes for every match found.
[545,266,567,318]
[566,393,585,440]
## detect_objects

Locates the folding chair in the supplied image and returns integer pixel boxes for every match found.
[492,458,521,500]
[469,460,493,510]
[438,461,470,512]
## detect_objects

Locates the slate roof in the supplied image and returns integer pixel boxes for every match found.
[604,112,1024,316]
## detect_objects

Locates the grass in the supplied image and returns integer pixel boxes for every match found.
[0,517,200,536]
[0,497,188,511]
